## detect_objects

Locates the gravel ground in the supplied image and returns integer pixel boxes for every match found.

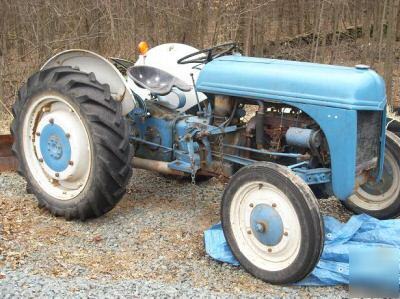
[0,113,353,298]
[0,168,351,298]
[0,113,12,134]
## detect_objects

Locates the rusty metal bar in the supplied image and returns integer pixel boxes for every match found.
[0,134,18,172]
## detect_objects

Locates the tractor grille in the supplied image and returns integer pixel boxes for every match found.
[356,111,382,171]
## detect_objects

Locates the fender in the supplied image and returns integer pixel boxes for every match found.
[41,49,135,115]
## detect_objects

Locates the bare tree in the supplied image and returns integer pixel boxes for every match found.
[0,0,399,110]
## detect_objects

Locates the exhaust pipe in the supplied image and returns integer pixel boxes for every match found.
[131,157,216,178]
[131,157,186,176]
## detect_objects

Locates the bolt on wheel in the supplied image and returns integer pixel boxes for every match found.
[11,66,132,219]
[221,162,324,284]
[23,93,91,200]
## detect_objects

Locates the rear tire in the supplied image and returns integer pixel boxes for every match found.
[343,131,400,219]
[221,162,324,284]
[11,66,133,220]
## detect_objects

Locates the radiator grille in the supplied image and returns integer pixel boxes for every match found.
[356,111,382,169]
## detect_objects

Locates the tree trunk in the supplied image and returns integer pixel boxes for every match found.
[378,0,388,62]
[384,0,400,110]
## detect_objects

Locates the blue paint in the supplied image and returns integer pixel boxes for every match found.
[39,123,71,172]
[168,159,193,173]
[132,114,175,161]
[222,143,304,158]
[220,153,255,166]
[173,149,201,171]
[250,204,284,246]
[129,136,173,152]
[196,55,386,110]
[292,167,331,185]
[295,105,358,200]
[377,108,387,181]
[196,56,387,200]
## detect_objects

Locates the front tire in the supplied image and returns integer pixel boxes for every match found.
[221,162,324,284]
[343,131,400,219]
[11,66,132,220]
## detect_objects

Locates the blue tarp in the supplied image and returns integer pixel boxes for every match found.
[204,214,400,285]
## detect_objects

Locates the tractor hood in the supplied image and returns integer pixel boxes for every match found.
[196,56,386,110]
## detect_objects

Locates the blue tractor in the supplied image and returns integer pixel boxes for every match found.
[11,42,400,284]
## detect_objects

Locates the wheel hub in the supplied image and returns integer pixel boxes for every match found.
[48,136,63,159]
[40,123,71,172]
[33,106,90,184]
[250,203,284,246]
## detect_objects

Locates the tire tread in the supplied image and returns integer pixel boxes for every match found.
[11,66,132,220]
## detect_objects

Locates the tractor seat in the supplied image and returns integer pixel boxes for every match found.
[128,65,191,95]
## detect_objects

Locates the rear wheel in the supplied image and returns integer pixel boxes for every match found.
[11,66,132,220]
[221,162,324,284]
[343,131,400,219]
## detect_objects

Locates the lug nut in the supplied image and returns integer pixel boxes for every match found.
[284,232,288,236]
[249,203,254,208]
[38,158,43,162]
[65,133,70,138]
[247,229,252,235]
[36,132,40,137]
[49,118,54,124]
[272,203,277,208]
[55,173,59,177]
[258,183,263,189]
[69,160,74,166]
[268,248,272,253]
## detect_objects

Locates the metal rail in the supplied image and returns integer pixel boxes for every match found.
[222,143,308,159]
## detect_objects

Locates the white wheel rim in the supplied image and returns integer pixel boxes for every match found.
[230,181,301,271]
[22,92,91,200]
[350,151,400,210]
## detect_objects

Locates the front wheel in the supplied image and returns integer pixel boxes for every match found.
[11,66,133,220]
[221,162,324,284]
[343,131,400,219]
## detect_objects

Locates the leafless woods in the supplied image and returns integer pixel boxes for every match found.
[0,0,399,112]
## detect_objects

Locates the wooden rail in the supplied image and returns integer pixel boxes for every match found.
[0,134,18,172]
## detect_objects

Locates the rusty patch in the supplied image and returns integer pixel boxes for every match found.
[0,135,18,172]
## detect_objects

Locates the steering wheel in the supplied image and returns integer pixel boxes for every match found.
[177,42,240,65]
